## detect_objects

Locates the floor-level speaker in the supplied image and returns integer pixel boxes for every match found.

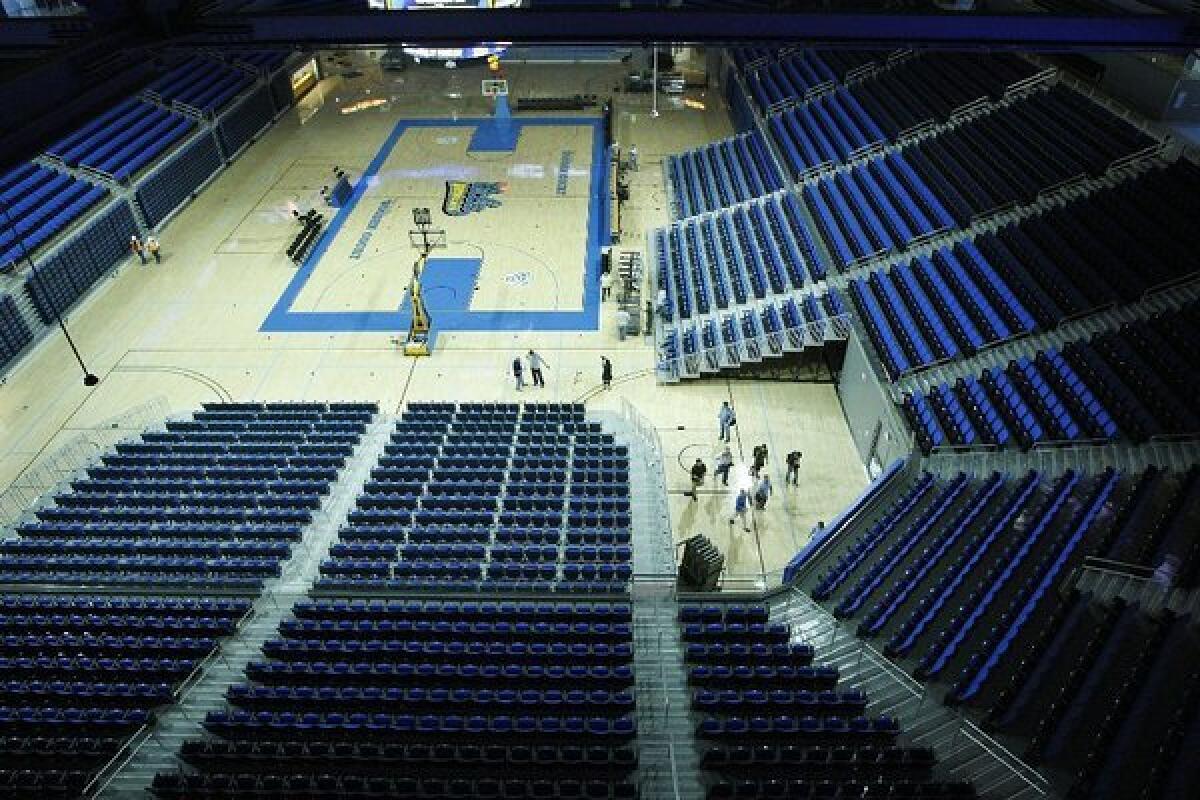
[679,534,724,591]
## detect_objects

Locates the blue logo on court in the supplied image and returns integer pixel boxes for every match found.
[443,181,505,216]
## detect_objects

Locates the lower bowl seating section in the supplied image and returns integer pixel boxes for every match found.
[0,163,107,269]
[0,594,250,797]
[800,151,953,272]
[682,602,976,800]
[754,49,1042,176]
[144,55,254,116]
[982,595,1200,800]
[0,402,374,589]
[316,403,633,593]
[905,85,1157,225]
[966,159,1200,329]
[795,464,1200,795]
[850,245,1035,380]
[807,468,1122,681]
[903,301,1200,453]
[47,97,196,184]
[738,48,896,115]
[668,131,784,219]
[150,598,639,800]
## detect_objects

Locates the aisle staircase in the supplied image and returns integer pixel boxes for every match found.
[632,580,705,800]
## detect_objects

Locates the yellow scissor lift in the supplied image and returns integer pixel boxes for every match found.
[403,208,444,357]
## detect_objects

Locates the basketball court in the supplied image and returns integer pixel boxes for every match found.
[260,114,605,336]
[0,53,868,583]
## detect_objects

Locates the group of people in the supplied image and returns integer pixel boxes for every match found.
[129,234,162,265]
[690,401,804,532]
[511,351,613,391]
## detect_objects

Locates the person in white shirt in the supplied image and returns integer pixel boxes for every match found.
[526,350,548,388]
[145,235,161,264]
[600,270,613,301]
[715,446,734,486]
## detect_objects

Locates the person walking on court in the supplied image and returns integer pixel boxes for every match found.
[146,235,161,264]
[601,270,613,301]
[715,446,733,487]
[730,488,751,532]
[601,356,613,389]
[718,401,735,443]
[130,235,146,265]
[689,458,707,501]
[628,144,639,172]
[752,443,768,477]
[512,356,525,391]
[754,473,772,510]
[786,450,803,486]
[527,350,547,388]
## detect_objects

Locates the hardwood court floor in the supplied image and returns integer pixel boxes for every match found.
[0,52,867,581]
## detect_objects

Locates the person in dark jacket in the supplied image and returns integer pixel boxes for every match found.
[512,357,525,391]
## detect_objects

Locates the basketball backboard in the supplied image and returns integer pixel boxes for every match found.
[482,79,509,97]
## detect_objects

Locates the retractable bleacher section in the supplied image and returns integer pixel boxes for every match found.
[144,401,640,800]
[0,595,252,798]
[682,601,976,800]
[317,403,633,593]
[0,294,33,373]
[217,85,275,158]
[791,464,1200,798]
[667,131,785,219]
[0,163,107,272]
[134,132,224,228]
[0,402,372,797]
[654,193,825,323]
[22,199,137,324]
[149,595,639,800]
[0,403,372,588]
[658,290,848,382]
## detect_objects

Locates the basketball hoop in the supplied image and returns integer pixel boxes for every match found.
[481,79,509,97]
